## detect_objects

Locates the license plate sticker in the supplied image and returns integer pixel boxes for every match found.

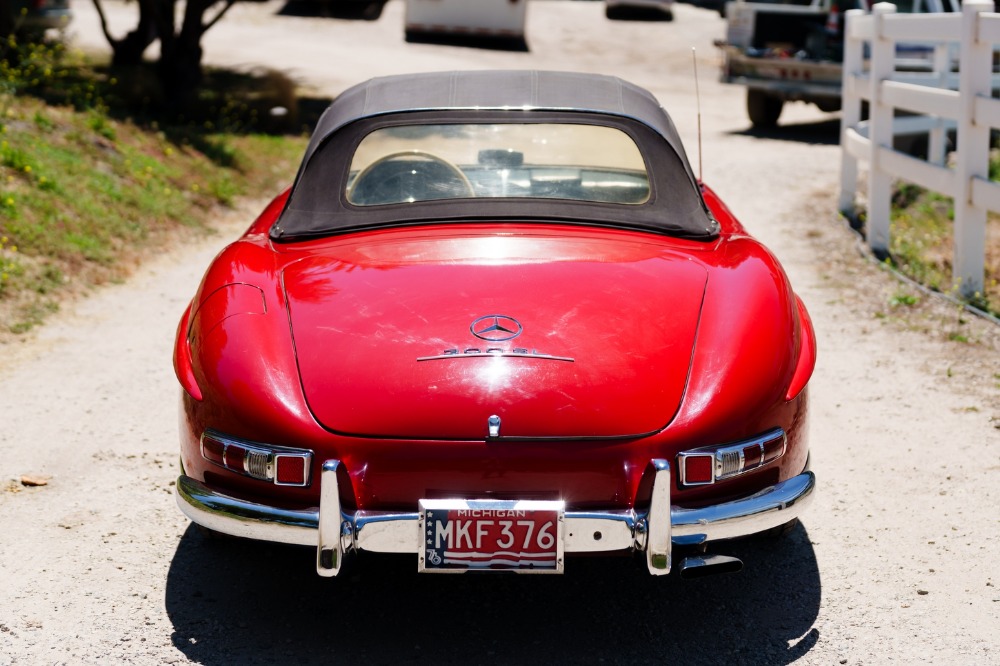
[418,499,565,574]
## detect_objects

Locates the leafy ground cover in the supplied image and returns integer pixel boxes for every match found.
[0,37,311,336]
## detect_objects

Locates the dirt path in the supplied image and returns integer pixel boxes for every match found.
[2,2,998,664]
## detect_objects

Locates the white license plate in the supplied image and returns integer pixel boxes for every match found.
[418,499,565,573]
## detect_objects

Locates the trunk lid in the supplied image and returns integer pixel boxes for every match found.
[283,228,707,440]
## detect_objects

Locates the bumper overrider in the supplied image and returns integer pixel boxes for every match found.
[175,459,815,577]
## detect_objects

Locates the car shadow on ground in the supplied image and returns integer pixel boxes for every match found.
[403,31,530,52]
[277,0,385,21]
[164,522,821,664]
[605,6,674,21]
[729,117,842,146]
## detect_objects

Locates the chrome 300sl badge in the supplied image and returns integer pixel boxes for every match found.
[417,348,574,362]
[417,314,574,362]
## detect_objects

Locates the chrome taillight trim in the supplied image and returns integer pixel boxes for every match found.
[200,430,313,487]
[677,428,786,488]
[273,452,313,487]
[676,452,715,486]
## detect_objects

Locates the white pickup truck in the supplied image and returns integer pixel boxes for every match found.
[717,0,959,127]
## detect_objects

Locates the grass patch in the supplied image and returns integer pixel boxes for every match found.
[0,38,319,336]
[889,152,1000,317]
[889,290,920,308]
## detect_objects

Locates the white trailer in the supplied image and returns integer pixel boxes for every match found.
[405,0,529,41]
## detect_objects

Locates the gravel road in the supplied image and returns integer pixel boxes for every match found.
[2,1,998,664]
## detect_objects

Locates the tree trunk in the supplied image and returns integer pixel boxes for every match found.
[92,0,161,67]
[96,0,237,113]
[109,0,158,67]
[156,0,214,110]
[1,0,16,41]
[158,35,203,109]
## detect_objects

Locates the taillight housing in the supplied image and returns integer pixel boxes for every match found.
[200,430,312,487]
[677,429,786,487]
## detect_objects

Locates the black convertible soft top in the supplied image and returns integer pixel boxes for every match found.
[271,71,718,241]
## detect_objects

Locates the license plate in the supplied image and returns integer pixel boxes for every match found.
[418,499,565,573]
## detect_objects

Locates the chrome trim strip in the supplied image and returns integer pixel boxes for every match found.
[176,469,816,575]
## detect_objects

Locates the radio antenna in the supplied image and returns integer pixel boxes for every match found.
[691,47,703,184]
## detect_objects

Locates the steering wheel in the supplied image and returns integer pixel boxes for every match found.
[349,150,475,205]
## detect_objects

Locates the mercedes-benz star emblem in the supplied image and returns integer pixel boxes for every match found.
[470,315,523,342]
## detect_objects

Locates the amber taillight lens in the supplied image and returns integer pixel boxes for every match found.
[677,429,786,487]
[200,430,312,487]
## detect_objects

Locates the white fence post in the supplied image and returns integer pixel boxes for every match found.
[953,0,992,298]
[867,2,898,257]
[838,8,867,216]
[928,43,951,167]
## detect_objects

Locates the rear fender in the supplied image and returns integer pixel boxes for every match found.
[785,295,816,401]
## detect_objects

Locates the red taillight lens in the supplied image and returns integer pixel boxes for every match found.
[201,436,225,465]
[741,444,762,468]
[762,432,785,463]
[200,431,312,487]
[679,453,714,485]
[224,445,246,473]
[275,455,308,486]
[677,429,786,487]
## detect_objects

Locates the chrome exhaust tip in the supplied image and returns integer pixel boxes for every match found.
[678,554,743,579]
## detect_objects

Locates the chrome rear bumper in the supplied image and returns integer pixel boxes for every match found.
[176,461,815,577]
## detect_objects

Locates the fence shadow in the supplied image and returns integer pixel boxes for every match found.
[164,522,822,664]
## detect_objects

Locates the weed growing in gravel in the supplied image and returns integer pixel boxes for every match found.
[889,291,919,308]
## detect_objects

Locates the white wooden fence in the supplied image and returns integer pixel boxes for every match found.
[839,0,1000,297]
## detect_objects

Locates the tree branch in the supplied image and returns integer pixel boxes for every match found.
[203,0,238,34]
[90,0,122,46]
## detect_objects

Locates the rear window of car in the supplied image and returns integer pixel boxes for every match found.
[272,110,718,242]
[345,123,651,206]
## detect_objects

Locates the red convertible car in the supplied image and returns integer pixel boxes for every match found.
[174,71,816,578]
